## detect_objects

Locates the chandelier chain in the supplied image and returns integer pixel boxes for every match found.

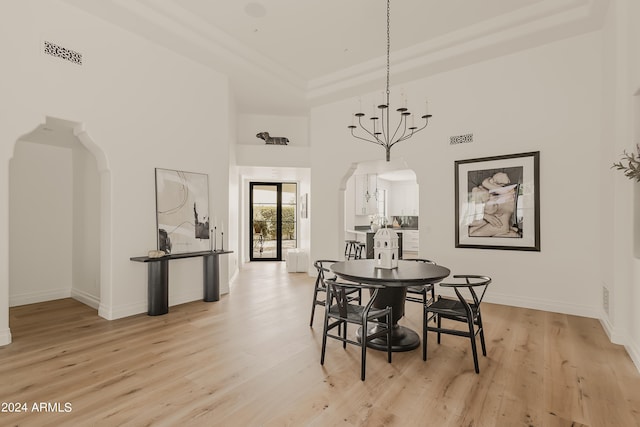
[386,0,390,98]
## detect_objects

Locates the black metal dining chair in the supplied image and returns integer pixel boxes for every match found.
[310,260,361,327]
[405,258,437,307]
[321,278,392,381]
[423,275,492,373]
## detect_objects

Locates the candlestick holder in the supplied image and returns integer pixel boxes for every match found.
[221,232,224,251]
[213,226,217,251]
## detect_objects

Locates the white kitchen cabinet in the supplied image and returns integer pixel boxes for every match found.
[389,181,419,216]
[402,230,419,252]
[354,174,378,216]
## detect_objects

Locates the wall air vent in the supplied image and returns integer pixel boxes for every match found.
[43,41,82,65]
[450,133,473,145]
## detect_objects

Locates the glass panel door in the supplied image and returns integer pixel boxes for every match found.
[281,183,298,255]
[250,182,298,261]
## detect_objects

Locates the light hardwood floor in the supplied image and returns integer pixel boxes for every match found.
[1,262,639,426]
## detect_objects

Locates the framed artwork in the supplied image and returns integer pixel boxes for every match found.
[300,193,308,219]
[155,168,210,254]
[455,151,540,251]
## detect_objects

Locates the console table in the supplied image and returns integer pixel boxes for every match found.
[130,250,233,316]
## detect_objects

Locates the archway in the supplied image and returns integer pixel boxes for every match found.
[338,158,419,259]
[8,117,112,328]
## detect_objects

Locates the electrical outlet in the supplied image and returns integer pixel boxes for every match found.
[602,286,610,314]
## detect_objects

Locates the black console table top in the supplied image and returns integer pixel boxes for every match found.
[130,250,233,263]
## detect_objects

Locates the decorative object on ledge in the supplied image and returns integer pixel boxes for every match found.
[256,132,289,145]
[348,0,432,162]
[455,151,540,251]
[373,228,399,269]
[155,168,210,255]
[148,250,166,258]
[611,144,640,182]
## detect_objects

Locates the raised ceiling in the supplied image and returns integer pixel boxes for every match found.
[61,0,608,114]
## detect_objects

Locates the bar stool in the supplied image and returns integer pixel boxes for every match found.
[344,240,359,259]
[355,242,366,259]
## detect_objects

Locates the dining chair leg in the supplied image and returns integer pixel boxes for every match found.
[468,317,480,374]
[422,310,428,361]
[309,286,320,327]
[342,321,347,349]
[477,312,487,356]
[321,318,329,365]
[386,311,392,363]
[437,313,442,344]
[361,321,367,381]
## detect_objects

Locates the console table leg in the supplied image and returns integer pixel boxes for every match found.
[203,254,220,302]
[148,260,169,315]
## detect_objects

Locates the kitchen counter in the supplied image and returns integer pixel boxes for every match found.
[346,228,406,259]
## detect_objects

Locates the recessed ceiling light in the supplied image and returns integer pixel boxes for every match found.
[244,2,267,18]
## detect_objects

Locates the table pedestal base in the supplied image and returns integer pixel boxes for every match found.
[357,324,420,352]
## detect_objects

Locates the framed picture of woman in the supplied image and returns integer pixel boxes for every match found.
[455,151,540,251]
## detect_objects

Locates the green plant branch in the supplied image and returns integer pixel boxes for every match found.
[612,149,640,182]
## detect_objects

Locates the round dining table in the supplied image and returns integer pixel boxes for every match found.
[330,259,450,352]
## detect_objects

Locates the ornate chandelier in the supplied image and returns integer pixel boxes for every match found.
[348,0,432,162]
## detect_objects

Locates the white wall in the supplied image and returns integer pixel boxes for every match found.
[601,0,640,370]
[311,31,603,318]
[0,0,232,344]
[10,137,100,309]
[9,141,73,305]
[71,142,101,307]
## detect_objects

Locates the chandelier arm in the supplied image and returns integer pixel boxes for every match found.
[357,115,385,145]
[393,131,416,145]
[389,114,406,143]
[410,118,431,134]
[393,117,431,144]
[381,108,390,146]
[351,128,383,145]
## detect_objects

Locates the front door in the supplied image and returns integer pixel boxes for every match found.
[250,182,297,261]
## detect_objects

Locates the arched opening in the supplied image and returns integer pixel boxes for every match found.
[8,117,111,325]
[338,158,419,259]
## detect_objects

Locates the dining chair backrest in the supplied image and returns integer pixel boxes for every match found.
[313,259,336,289]
[310,260,361,327]
[440,275,491,314]
[324,278,381,317]
[405,258,438,307]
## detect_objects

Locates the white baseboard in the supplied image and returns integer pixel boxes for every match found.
[0,328,12,346]
[97,291,205,320]
[626,340,640,373]
[170,290,204,307]
[485,292,600,318]
[71,288,100,310]
[99,300,147,320]
[9,288,72,307]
